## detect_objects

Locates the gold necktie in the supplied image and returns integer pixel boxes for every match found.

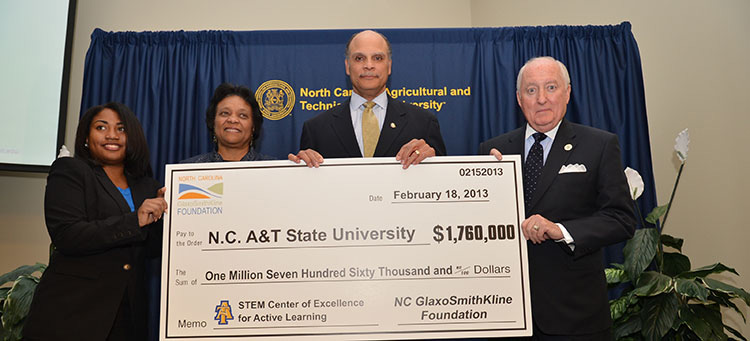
[362,101,379,157]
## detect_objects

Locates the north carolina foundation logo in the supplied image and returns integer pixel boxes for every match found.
[177,183,223,200]
[214,300,234,325]
[174,175,224,216]
[256,79,295,120]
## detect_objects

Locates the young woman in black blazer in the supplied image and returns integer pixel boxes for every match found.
[24,102,167,341]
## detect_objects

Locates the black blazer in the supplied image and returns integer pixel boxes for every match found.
[480,120,635,335]
[300,97,446,157]
[24,157,161,341]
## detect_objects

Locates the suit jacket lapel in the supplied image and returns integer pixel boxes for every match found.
[374,98,407,156]
[505,127,526,156]
[128,175,149,208]
[94,167,132,213]
[529,120,576,210]
[330,100,362,157]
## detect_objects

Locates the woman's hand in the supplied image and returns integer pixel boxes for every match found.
[138,187,168,227]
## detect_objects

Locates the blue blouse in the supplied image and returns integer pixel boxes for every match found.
[117,186,135,212]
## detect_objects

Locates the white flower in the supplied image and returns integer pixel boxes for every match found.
[624,167,644,200]
[674,128,689,163]
[57,145,71,158]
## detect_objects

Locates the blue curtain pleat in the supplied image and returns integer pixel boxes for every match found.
[81,23,656,340]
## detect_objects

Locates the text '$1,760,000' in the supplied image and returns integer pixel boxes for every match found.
[433,224,516,244]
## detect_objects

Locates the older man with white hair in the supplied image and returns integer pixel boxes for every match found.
[480,56,635,340]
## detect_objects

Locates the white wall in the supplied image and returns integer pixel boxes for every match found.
[2,0,747,336]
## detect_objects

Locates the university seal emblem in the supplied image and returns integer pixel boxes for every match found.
[256,80,295,120]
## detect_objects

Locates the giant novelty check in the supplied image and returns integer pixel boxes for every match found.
[160,155,531,340]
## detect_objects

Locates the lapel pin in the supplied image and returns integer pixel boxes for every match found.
[564,144,573,151]
[390,122,396,129]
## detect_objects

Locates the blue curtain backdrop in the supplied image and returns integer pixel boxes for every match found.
[81,22,657,339]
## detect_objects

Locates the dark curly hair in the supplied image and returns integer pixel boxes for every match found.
[74,102,153,178]
[205,83,263,150]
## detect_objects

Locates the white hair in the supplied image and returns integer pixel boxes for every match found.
[516,56,571,92]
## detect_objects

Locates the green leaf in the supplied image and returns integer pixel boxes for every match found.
[624,228,659,281]
[640,293,679,340]
[660,234,684,252]
[646,204,668,225]
[707,291,746,323]
[610,263,625,270]
[679,263,739,279]
[724,323,747,341]
[675,278,709,302]
[663,252,691,277]
[613,312,642,339]
[0,323,7,341]
[634,271,673,297]
[1,275,39,340]
[606,267,629,285]
[0,263,45,286]
[0,286,9,300]
[679,304,727,341]
[702,277,750,307]
[610,292,638,321]
[670,312,685,332]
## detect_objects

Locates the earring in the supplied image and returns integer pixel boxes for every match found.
[84,141,88,148]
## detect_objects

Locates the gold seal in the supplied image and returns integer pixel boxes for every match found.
[256,80,295,120]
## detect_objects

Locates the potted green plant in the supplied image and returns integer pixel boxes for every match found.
[607,129,750,340]
[0,263,45,341]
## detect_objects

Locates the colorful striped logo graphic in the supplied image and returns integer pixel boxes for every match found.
[177,183,223,200]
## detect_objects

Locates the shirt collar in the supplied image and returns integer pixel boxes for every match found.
[351,91,388,111]
[525,119,563,142]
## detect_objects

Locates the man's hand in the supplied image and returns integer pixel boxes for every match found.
[395,139,435,169]
[490,148,503,161]
[288,149,324,168]
[521,214,563,244]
